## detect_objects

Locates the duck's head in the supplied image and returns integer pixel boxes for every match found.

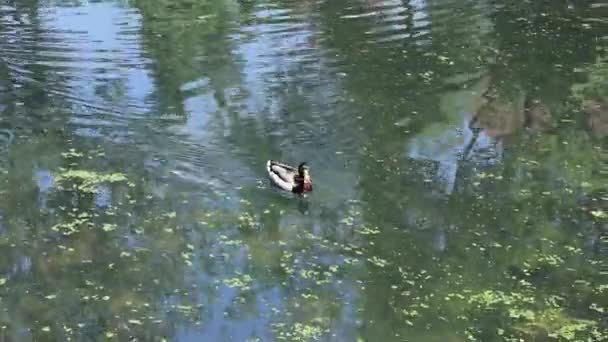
[298,162,311,180]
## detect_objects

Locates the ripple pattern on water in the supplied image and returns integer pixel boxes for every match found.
[0,0,606,341]
[0,2,154,140]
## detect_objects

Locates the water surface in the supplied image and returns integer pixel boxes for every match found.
[0,0,606,341]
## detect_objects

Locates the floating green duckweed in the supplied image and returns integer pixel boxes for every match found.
[590,210,606,219]
[358,226,380,235]
[55,169,128,193]
[223,274,253,290]
[466,288,605,340]
[51,218,92,236]
[238,212,259,229]
[367,256,389,267]
[102,223,117,232]
[276,322,323,341]
[60,149,84,158]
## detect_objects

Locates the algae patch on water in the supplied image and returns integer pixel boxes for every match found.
[274,322,323,341]
[467,290,604,340]
[223,274,253,290]
[55,169,129,193]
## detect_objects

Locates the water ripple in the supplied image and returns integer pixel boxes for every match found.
[0,1,152,138]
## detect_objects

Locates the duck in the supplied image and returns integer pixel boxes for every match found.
[266,160,313,194]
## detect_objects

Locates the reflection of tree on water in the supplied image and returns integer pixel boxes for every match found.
[0,0,604,339]
[314,0,607,339]
[410,0,605,195]
[0,138,203,340]
[131,0,368,338]
[0,4,203,339]
[573,50,608,138]
[584,98,608,138]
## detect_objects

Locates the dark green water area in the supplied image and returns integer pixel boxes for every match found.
[0,0,606,340]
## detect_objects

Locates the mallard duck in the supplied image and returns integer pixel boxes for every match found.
[266,160,313,194]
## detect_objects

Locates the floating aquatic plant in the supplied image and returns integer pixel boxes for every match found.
[223,274,253,290]
[275,322,323,341]
[55,169,128,193]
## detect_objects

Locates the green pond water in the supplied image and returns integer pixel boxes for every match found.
[0,0,606,341]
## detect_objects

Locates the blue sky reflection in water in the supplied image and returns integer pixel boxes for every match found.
[0,0,606,341]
